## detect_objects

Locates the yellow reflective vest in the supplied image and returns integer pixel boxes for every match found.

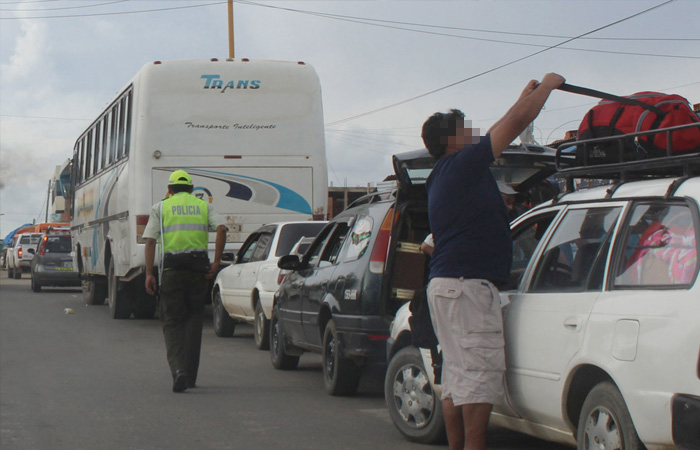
[161,192,209,254]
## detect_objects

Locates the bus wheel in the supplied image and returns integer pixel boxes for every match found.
[107,258,132,319]
[132,278,157,320]
[83,280,107,306]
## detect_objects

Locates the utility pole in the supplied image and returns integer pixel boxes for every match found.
[45,180,51,223]
[228,0,235,58]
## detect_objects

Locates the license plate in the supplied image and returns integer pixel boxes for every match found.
[55,267,73,271]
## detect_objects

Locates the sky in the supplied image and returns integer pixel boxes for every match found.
[1,0,698,238]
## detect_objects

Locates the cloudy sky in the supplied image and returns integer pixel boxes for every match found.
[1,0,698,238]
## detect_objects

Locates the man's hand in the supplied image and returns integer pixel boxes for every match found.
[145,274,157,296]
[206,261,220,280]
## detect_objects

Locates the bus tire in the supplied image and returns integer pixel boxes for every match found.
[83,280,107,306]
[107,258,132,319]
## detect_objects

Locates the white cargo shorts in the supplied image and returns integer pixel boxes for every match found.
[427,277,505,406]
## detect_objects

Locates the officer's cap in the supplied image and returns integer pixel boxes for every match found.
[168,169,193,186]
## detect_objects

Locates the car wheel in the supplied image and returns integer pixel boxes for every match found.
[577,382,644,450]
[212,291,235,337]
[107,258,131,319]
[254,301,270,350]
[322,319,361,396]
[385,346,446,444]
[30,273,42,293]
[14,267,21,279]
[270,309,300,370]
[83,280,107,306]
[8,266,14,278]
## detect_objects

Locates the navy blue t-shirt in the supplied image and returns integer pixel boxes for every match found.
[426,134,512,282]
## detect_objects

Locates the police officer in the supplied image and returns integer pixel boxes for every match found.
[143,169,227,393]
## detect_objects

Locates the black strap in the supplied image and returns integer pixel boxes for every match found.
[558,83,664,116]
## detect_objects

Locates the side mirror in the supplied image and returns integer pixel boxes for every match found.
[27,248,36,255]
[277,254,302,271]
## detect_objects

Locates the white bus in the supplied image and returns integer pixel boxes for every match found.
[70,58,327,319]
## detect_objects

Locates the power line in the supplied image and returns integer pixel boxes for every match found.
[239,0,699,42]
[0,0,224,18]
[0,114,90,121]
[237,0,698,60]
[0,0,131,12]
[325,0,681,128]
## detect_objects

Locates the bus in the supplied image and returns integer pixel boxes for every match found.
[70,58,327,319]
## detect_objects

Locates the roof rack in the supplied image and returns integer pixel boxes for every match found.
[554,123,700,192]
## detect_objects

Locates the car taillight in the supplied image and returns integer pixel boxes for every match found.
[136,215,150,244]
[17,246,23,259]
[277,271,288,285]
[39,236,48,256]
[369,207,398,274]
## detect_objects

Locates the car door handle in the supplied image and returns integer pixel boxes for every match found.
[563,317,581,332]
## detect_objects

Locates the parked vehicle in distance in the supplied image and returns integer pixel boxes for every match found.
[30,231,80,292]
[271,144,564,396]
[212,221,327,349]
[6,233,42,279]
[385,134,700,449]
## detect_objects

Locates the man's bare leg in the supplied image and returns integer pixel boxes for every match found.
[462,403,493,450]
[442,397,465,450]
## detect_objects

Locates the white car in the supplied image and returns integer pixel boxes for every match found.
[385,155,700,449]
[211,221,326,349]
[6,233,42,279]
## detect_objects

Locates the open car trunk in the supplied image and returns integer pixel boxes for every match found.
[382,144,570,316]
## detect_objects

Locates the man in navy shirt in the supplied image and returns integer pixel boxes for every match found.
[422,73,564,450]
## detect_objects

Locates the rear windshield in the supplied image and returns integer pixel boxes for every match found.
[276,223,327,257]
[44,235,72,253]
[19,236,31,244]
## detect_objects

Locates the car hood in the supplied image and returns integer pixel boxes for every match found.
[392,143,571,196]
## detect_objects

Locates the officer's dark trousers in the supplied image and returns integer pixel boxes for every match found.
[159,269,208,384]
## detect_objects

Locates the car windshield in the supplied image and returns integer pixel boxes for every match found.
[45,235,72,253]
[276,223,327,257]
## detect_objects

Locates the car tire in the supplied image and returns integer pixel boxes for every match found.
[83,280,107,306]
[270,309,300,370]
[212,291,235,337]
[577,382,644,450]
[385,346,446,444]
[30,273,42,293]
[322,319,361,396]
[254,301,270,350]
[7,266,13,278]
[14,267,21,279]
[107,258,131,319]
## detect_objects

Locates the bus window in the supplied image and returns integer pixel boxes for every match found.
[109,105,118,163]
[85,131,93,179]
[117,96,126,159]
[79,139,86,183]
[96,121,105,170]
[102,111,112,165]
[123,91,132,157]
[94,122,102,174]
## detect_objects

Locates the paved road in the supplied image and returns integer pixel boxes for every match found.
[0,275,572,450]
